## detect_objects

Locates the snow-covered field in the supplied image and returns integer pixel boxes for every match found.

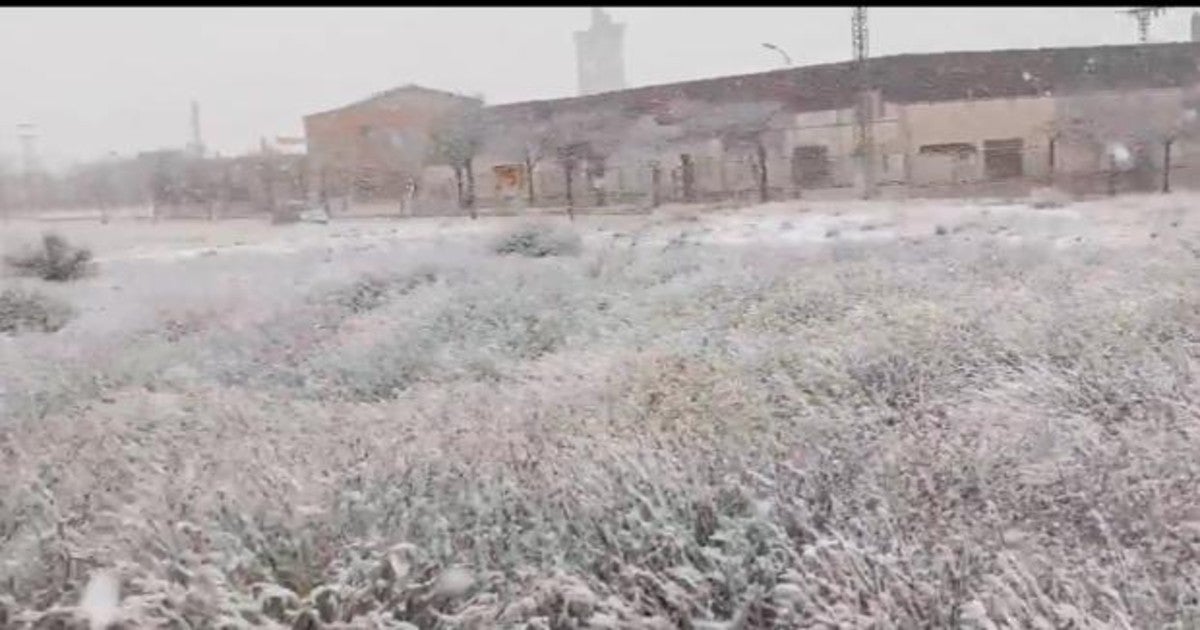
[3,192,1200,627]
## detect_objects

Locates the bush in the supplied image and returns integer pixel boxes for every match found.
[5,233,93,282]
[322,269,439,314]
[492,223,582,258]
[0,288,74,333]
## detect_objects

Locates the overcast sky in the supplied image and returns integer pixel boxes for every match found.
[2,7,1198,170]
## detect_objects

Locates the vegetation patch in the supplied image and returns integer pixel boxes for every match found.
[5,233,94,282]
[492,223,583,258]
[0,288,74,333]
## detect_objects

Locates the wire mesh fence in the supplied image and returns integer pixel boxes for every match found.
[17,137,1200,221]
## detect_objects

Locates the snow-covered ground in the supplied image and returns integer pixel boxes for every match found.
[2,192,1189,341]
[4,192,1200,627]
[4,191,1187,263]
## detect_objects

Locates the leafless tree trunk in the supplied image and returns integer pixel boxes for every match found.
[1047,136,1057,184]
[453,165,464,209]
[1163,138,1173,193]
[755,142,769,203]
[525,156,536,206]
[650,161,662,209]
[563,160,576,221]
[464,158,477,219]
[680,154,696,203]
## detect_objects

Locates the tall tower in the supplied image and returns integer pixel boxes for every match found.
[188,99,204,157]
[1191,11,1199,41]
[16,123,39,211]
[574,8,627,96]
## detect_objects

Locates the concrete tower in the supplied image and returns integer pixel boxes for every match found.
[1192,11,1200,42]
[574,8,627,96]
[189,100,204,157]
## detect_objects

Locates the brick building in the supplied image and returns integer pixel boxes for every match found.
[303,85,482,212]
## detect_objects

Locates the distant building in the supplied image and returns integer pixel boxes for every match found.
[1191,11,1199,42]
[303,84,481,207]
[574,8,627,96]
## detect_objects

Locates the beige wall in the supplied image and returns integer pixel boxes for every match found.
[460,85,1199,208]
[781,100,905,190]
[1053,87,1187,174]
[900,96,1057,186]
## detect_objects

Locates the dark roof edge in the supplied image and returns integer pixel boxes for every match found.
[487,40,1200,113]
[305,84,482,121]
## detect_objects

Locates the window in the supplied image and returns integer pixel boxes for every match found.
[983,138,1024,180]
[918,143,977,156]
[493,164,525,193]
[792,145,831,187]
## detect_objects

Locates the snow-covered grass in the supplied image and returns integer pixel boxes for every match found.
[3,193,1200,627]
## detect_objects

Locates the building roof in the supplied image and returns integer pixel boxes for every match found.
[305,84,482,121]
[487,41,1200,120]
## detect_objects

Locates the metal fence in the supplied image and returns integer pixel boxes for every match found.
[141,139,1200,221]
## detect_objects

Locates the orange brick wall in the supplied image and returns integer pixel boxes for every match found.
[304,88,474,200]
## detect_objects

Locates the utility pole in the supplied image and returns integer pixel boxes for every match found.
[1121,7,1166,43]
[852,6,874,200]
[17,123,39,212]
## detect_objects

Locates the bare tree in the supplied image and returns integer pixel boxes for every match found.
[428,101,486,219]
[483,114,556,206]
[540,109,632,216]
[675,100,787,203]
[363,127,427,217]
[616,114,685,208]
[1054,89,1184,195]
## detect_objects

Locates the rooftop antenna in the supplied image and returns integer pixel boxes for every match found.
[1121,6,1166,43]
[852,6,874,199]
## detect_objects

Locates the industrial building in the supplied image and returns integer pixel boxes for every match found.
[303,28,1200,215]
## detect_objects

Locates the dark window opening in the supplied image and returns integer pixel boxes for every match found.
[919,142,977,156]
[983,138,1024,180]
[791,145,831,187]
[680,153,696,202]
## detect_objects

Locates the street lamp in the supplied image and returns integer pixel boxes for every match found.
[762,42,793,67]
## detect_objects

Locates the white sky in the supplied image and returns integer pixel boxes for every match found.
[1,7,1197,170]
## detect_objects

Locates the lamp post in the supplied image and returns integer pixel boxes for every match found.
[761,42,793,67]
